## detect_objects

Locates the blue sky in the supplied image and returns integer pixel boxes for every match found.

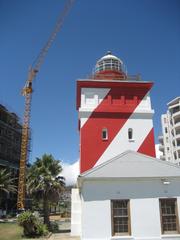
[0,0,180,165]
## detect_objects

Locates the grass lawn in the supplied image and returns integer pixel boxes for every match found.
[0,222,47,240]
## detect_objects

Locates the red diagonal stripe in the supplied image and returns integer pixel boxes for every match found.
[138,128,156,157]
[80,83,153,173]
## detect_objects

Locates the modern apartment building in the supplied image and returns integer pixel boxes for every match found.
[0,104,23,213]
[0,104,22,170]
[159,97,180,164]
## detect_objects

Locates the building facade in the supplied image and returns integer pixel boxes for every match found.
[0,104,22,214]
[77,51,156,174]
[78,151,180,240]
[0,104,22,170]
[71,53,180,239]
[159,97,180,164]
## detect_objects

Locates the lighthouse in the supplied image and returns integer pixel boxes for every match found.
[71,53,180,240]
[77,51,156,173]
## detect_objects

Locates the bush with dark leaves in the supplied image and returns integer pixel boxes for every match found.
[17,211,48,237]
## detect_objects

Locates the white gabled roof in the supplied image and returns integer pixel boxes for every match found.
[79,150,180,180]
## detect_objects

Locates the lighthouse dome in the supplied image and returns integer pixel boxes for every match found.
[95,51,123,74]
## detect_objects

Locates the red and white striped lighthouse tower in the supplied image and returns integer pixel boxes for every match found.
[77,51,156,174]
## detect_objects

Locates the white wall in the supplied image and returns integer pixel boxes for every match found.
[79,88,153,129]
[95,116,154,167]
[130,198,161,238]
[81,199,111,240]
[80,88,152,112]
[80,178,180,240]
[71,188,81,236]
[81,88,110,110]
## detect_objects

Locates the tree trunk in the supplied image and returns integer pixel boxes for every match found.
[43,196,50,228]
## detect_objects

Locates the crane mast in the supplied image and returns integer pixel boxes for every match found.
[17,0,74,210]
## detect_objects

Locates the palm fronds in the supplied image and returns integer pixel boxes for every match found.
[0,168,17,194]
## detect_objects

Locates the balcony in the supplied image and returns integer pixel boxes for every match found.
[176,146,180,155]
[173,134,180,142]
[174,122,180,131]
[168,101,180,110]
[159,144,165,152]
[158,135,163,143]
[173,111,180,122]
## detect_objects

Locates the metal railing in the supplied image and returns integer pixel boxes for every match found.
[87,73,141,81]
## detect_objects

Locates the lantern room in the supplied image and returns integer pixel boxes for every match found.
[94,51,126,80]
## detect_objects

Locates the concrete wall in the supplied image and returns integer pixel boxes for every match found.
[71,188,81,236]
[80,88,152,114]
[80,178,180,240]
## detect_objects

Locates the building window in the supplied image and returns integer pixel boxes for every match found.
[111,200,131,236]
[165,127,168,133]
[160,198,179,234]
[102,128,108,140]
[0,127,3,135]
[128,128,133,140]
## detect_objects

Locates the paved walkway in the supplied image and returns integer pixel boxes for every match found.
[49,233,80,240]
[48,218,80,240]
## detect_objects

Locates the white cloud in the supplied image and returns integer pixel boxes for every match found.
[61,160,80,186]
[155,144,161,159]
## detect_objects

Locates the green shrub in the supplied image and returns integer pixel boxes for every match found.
[36,222,48,236]
[17,211,36,225]
[49,221,59,233]
[17,211,48,237]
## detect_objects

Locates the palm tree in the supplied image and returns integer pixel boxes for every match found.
[27,154,65,227]
[0,168,17,194]
[0,168,17,213]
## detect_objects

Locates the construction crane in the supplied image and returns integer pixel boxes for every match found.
[17,0,75,210]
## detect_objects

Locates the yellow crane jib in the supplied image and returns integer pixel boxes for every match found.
[17,0,75,211]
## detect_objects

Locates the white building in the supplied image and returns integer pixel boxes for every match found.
[71,53,180,239]
[72,151,180,240]
[159,97,180,164]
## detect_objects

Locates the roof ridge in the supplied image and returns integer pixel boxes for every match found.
[80,150,132,177]
[134,151,180,170]
[80,150,180,178]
